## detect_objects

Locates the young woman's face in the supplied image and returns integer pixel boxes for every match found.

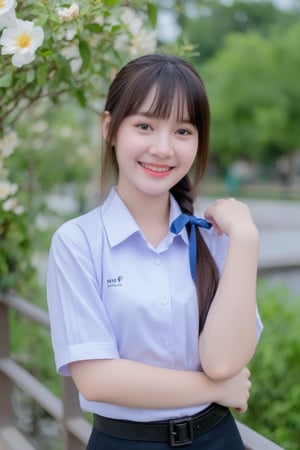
[103,88,198,199]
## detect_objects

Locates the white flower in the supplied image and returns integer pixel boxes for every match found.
[55,24,77,41]
[0,160,8,178]
[113,7,157,58]
[60,43,82,73]
[0,19,44,68]
[57,3,79,22]
[0,180,18,200]
[31,121,48,133]
[130,29,157,57]
[2,197,24,214]
[0,130,19,158]
[0,0,15,15]
[121,7,143,35]
[0,0,16,30]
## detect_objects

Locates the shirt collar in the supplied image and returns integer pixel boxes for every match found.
[169,194,189,246]
[101,188,189,248]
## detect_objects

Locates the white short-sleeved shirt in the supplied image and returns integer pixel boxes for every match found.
[47,187,263,421]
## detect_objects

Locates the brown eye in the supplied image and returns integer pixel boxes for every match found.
[176,128,190,136]
[137,123,151,131]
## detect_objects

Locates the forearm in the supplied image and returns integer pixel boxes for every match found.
[70,358,219,409]
[199,226,259,379]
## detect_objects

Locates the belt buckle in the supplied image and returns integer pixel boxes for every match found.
[169,416,193,447]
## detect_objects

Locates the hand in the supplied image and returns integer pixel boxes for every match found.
[215,367,251,413]
[204,198,258,238]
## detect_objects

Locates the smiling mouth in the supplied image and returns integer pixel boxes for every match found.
[139,162,173,174]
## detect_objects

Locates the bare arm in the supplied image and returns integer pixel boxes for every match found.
[70,358,251,411]
[199,198,259,380]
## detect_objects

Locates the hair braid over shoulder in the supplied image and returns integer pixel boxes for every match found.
[171,178,219,334]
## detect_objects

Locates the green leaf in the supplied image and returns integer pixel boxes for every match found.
[104,0,119,6]
[147,2,157,28]
[56,55,72,81]
[86,23,104,33]
[39,49,53,58]
[75,88,87,107]
[0,72,13,88]
[111,25,121,33]
[36,63,49,87]
[35,13,49,27]
[79,40,91,70]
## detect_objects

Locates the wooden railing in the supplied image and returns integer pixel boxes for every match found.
[0,292,284,450]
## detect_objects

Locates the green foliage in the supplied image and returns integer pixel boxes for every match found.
[147,2,158,28]
[11,310,60,395]
[0,209,34,291]
[201,21,300,169]
[236,282,300,450]
[179,0,300,63]
[12,101,98,191]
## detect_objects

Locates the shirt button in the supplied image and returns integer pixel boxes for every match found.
[154,258,162,265]
[161,297,169,305]
[163,340,170,349]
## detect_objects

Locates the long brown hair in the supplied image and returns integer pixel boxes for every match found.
[101,54,219,333]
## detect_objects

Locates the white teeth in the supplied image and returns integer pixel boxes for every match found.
[141,163,170,172]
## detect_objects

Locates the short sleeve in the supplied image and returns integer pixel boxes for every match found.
[46,222,119,376]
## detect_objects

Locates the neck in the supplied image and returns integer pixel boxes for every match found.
[116,186,170,246]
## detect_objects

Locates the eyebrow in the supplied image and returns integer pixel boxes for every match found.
[134,111,192,124]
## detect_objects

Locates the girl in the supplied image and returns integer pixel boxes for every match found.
[47,54,263,449]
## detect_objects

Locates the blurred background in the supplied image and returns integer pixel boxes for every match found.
[1,1,299,449]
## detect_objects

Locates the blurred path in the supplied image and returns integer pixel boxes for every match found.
[246,199,300,271]
[196,197,300,293]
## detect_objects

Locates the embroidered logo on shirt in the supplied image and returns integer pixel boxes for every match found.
[107,276,123,287]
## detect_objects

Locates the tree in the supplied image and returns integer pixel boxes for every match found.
[200,22,300,171]
[272,21,300,153]
[202,31,278,167]
[177,0,300,63]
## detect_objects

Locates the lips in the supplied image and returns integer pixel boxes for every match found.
[139,162,173,174]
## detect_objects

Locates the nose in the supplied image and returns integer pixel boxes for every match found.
[149,132,174,158]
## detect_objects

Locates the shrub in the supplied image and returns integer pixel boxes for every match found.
[236,281,300,450]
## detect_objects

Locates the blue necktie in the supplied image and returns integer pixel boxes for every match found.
[170,214,212,281]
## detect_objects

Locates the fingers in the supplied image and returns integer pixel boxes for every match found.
[216,366,252,412]
[244,367,251,378]
[204,197,256,237]
[236,367,251,413]
[234,405,248,414]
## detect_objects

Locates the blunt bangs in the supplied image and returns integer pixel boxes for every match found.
[122,61,205,126]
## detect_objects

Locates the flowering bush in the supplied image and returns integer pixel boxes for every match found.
[0,0,157,125]
[0,129,32,291]
[0,0,157,291]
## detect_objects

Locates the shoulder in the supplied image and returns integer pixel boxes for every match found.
[51,206,103,255]
[200,227,229,273]
[54,206,101,238]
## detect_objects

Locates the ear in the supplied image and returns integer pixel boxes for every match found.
[102,111,111,141]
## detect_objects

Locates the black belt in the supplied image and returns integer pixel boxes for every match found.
[93,403,229,447]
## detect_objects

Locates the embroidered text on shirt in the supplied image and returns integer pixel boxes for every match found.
[107,276,123,287]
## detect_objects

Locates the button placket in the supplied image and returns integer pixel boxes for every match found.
[153,253,173,353]
[161,296,169,305]
[163,339,170,349]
